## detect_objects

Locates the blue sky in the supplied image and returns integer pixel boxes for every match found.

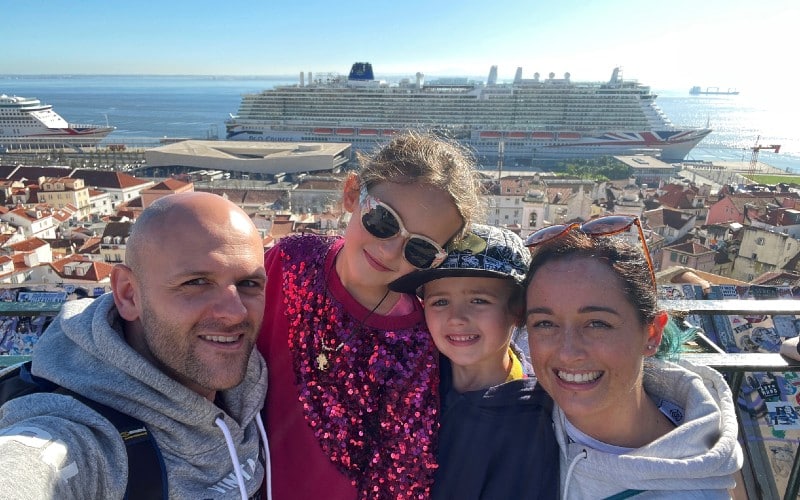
[3,0,797,92]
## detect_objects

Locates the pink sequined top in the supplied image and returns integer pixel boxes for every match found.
[258,234,440,499]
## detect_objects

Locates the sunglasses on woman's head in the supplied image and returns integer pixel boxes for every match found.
[359,187,448,269]
[525,215,656,289]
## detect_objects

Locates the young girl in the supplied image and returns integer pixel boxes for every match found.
[523,219,743,499]
[257,132,483,499]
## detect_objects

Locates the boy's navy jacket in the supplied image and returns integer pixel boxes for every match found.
[433,355,560,500]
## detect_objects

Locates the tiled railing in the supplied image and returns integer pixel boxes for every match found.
[666,298,800,500]
[2,296,800,497]
[0,301,61,369]
[0,355,30,369]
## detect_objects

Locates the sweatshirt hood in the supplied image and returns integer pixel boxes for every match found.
[557,357,743,498]
[31,294,268,459]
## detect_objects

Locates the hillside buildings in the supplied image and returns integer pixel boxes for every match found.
[1,155,799,300]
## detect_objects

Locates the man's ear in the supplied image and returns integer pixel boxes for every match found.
[342,173,360,213]
[111,264,141,322]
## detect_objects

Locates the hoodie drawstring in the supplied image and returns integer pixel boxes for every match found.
[255,412,272,500]
[213,415,273,500]
[563,448,588,499]
[215,417,249,500]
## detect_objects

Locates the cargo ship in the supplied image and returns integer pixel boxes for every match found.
[690,86,740,96]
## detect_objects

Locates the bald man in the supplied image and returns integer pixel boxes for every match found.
[0,192,269,499]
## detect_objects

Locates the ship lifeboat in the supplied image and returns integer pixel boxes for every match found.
[336,128,355,135]
[382,129,398,136]
[557,132,581,140]
[359,129,379,136]
[531,132,555,140]
[506,132,528,139]
[313,128,333,135]
[479,131,502,139]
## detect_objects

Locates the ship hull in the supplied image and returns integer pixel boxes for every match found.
[0,126,115,151]
[225,125,711,164]
[690,86,739,96]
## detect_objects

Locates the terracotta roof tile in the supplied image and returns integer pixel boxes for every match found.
[8,238,48,252]
[11,253,29,270]
[148,179,191,190]
[751,271,800,287]
[50,255,114,281]
[2,166,73,182]
[72,169,151,189]
[78,236,102,254]
[270,220,295,237]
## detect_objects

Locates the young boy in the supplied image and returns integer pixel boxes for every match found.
[390,224,559,500]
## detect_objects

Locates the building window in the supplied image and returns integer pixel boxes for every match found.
[755,237,765,246]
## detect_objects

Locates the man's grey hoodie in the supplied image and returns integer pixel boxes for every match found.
[0,293,268,499]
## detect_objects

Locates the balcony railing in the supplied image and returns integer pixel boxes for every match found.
[1,295,800,497]
[664,297,800,499]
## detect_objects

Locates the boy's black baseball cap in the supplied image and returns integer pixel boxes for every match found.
[389,223,531,294]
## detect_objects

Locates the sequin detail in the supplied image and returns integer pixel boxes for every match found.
[281,234,439,499]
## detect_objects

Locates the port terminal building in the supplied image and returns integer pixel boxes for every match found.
[141,140,352,180]
[614,155,679,187]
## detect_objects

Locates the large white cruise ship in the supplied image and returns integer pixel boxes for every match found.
[0,94,115,152]
[226,63,710,166]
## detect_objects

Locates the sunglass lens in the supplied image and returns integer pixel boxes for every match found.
[362,204,400,239]
[525,224,569,247]
[404,238,440,269]
[581,216,633,236]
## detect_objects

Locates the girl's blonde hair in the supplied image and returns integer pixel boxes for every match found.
[355,131,484,240]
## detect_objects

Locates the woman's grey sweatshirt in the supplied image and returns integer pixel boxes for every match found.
[557,358,743,499]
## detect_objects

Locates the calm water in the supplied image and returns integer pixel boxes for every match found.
[2,75,798,172]
[657,89,800,171]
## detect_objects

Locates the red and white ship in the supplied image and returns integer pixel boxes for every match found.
[226,63,710,166]
[0,94,115,151]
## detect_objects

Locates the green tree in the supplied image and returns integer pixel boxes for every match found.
[559,156,632,181]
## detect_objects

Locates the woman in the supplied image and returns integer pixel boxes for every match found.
[524,217,743,499]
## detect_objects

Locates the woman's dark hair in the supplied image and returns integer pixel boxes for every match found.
[524,230,658,324]
[524,229,694,357]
